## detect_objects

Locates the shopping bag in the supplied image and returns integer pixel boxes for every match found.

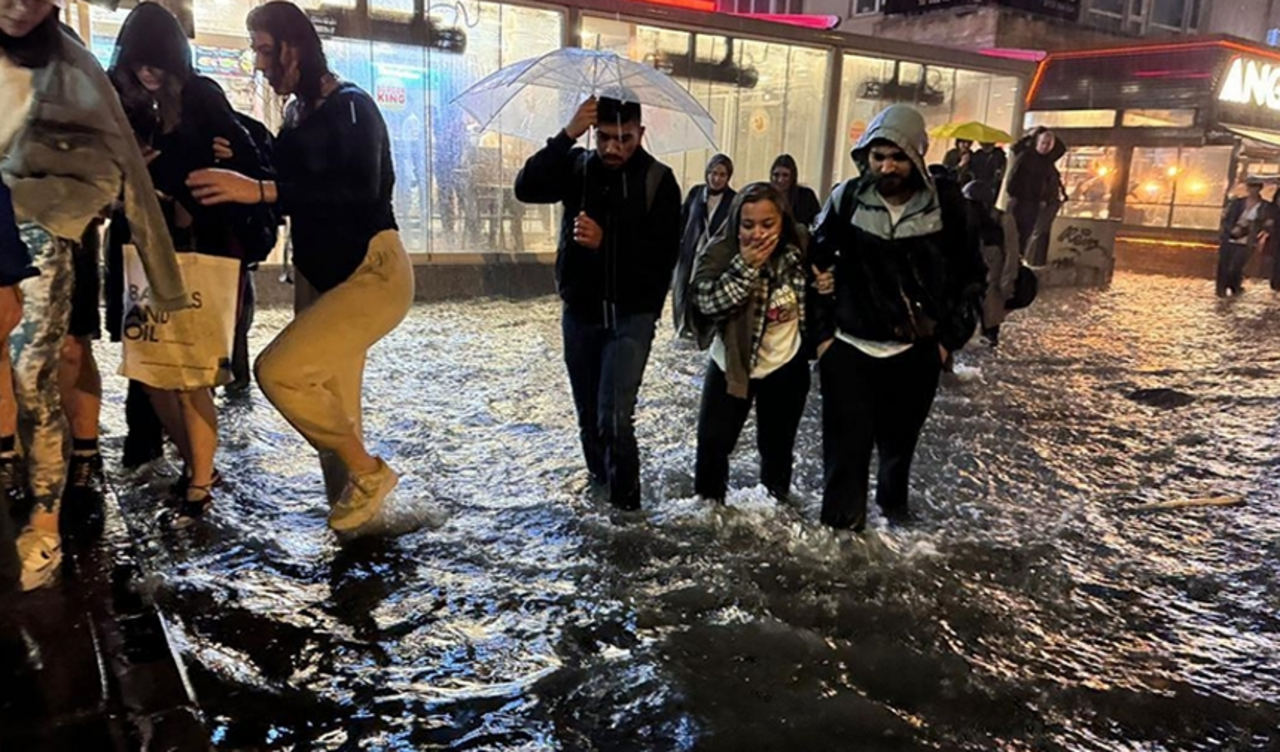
[119,246,240,390]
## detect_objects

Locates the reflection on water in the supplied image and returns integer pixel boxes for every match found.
[99,272,1280,750]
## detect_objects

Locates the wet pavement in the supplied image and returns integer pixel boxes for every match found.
[71,271,1280,749]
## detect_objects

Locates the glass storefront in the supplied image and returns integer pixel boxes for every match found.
[834,54,1021,186]
[580,16,829,199]
[72,0,1026,255]
[1121,146,1232,231]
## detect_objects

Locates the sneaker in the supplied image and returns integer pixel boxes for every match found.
[17,528,62,592]
[61,454,105,542]
[328,459,397,533]
[171,486,213,530]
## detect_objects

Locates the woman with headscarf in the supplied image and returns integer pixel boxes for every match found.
[673,153,735,338]
[691,182,831,504]
[770,154,822,229]
[107,2,266,529]
[1,0,185,590]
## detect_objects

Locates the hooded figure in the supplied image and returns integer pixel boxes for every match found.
[673,153,736,338]
[810,103,985,532]
[690,181,817,503]
[771,154,822,228]
[108,2,262,254]
[105,2,268,531]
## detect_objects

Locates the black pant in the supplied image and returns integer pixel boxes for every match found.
[232,266,256,386]
[1218,243,1249,296]
[695,355,810,502]
[562,308,657,509]
[0,490,18,595]
[1008,197,1039,259]
[819,339,940,530]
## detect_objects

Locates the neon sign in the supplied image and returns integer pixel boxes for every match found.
[1219,56,1280,111]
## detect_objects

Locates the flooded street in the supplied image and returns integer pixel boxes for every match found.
[97,271,1280,751]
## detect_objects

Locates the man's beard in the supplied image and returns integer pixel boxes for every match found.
[875,173,909,198]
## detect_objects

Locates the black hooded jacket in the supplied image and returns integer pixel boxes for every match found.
[515,130,682,322]
[108,3,262,256]
[811,105,986,354]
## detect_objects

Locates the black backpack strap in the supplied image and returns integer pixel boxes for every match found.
[645,161,668,215]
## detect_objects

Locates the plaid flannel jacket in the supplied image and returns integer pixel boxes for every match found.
[694,243,807,372]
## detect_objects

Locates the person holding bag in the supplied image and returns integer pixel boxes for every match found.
[2,0,186,590]
[691,182,831,504]
[188,2,414,536]
[108,2,266,528]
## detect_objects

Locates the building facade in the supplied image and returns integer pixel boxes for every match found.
[67,0,1030,271]
[814,0,1280,54]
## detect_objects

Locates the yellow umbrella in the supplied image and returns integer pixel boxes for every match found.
[929,121,1014,144]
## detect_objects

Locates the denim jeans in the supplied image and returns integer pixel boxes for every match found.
[562,307,657,510]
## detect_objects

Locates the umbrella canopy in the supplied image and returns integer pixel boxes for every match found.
[452,48,718,155]
[929,121,1014,144]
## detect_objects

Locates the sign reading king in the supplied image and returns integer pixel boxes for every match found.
[1219,56,1280,111]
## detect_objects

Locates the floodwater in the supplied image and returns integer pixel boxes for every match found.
[98,272,1280,751]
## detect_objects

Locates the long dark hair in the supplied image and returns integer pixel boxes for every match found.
[247,1,330,106]
[0,12,61,69]
[723,181,804,258]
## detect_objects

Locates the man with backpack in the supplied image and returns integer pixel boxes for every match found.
[515,94,682,511]
[810,104,986,532]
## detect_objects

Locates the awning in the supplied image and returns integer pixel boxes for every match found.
[1222,124,1280,150]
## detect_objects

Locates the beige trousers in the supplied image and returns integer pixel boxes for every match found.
[255,231,414,503]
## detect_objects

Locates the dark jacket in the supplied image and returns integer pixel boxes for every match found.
[789,186,822,228]
[109,3,263,257]
[515,131,682,322]
[811,105,986,355]
[673,183,735,335]
[1007,129,1067,204]
[1219,196,1274,250]
[0,182,34,287]
[969,147,1007,187]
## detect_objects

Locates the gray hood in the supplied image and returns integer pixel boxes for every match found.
[851,104,933,193]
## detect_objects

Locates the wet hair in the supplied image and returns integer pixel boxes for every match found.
[247,1,331,105]
[706,153,734,180]
[597,96,642,126]
[732,181,803,254]
[0,12,61,69]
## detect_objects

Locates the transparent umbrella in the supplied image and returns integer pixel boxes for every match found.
[452,48,718,155]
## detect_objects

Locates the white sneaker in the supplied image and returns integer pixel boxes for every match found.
[17,528,62,592]
[328,459,398,533]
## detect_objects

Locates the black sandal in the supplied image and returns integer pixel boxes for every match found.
[171,487,213,529]
[168,469,223,507]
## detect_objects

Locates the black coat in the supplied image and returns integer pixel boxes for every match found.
[811,177,986,354]
[515,131,682,322]
[672,184,735,334]
[1007,132,1067,204]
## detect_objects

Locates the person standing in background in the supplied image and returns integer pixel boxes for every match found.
[673,153,735,339]
[770,154,822,228]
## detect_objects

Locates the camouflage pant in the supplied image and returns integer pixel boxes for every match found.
[11,225,74,516]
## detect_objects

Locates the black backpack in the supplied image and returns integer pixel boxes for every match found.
[233,112,284,265]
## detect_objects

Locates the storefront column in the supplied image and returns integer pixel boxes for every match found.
[819,48,842,200]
